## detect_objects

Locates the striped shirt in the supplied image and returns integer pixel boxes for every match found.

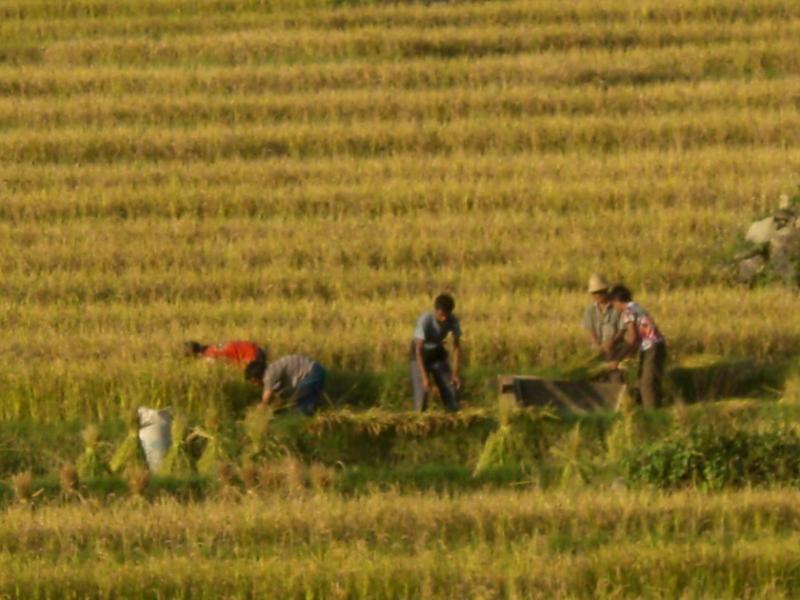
[621,302,665,352]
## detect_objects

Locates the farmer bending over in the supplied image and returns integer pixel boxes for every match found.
[607,285,667,409]
[184,340,266,369]
[246,355,326,416]
[410,293,462,412]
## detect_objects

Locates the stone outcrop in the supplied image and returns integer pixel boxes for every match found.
[745,217,777,245]
[735,194,800,286]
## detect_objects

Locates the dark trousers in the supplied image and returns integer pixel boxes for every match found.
[295,363,326,416]
[639,343,666,410]
[410,360,459,412]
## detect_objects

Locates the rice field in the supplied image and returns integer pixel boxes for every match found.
[2,0,800,596]
[2,0,800,413]
[5,488,800,598]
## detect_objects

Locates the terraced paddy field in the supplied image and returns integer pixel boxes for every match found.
[1,0,800,414]
[6,488,800,598]
[2,0,800,596]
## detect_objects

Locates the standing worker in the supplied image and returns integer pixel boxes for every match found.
[607,285,667,409]
[582,274,623,359]
[410,293,462,412]
[246,355,326,416]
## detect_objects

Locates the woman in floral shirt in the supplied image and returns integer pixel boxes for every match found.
[607,285,667,409]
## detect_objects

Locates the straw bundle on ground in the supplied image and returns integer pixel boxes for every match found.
[110,409,146,474]
[550,425,597,488]
[472,422,533,477]
[473,396,558,476]
[196,431,229,476]
[307,407,493,438]
[196,406,232,477]
[160,414,193,476]
[76,424,109,480]
[110,431,145,474]
[473,397,540,476]
[242,406,282,463]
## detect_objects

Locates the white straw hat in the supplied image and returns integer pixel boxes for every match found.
[587,274,610,294]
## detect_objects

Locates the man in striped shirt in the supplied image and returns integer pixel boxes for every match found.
[607,285,667,410]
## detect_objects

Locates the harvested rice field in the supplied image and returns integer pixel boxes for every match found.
[2,0,800,597]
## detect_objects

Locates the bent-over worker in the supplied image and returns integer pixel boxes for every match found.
[185,340,266,368]
[246,355,326,416]
[410,293,462,412]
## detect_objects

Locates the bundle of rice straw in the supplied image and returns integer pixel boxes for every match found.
[110,409,146,474]
[196,433,230,476]
[472,423,532,476]
[473,395,534,476]
[241,406,281,464]
[160,413,193,476]
[196,406,231,476]
[76,424,109,480]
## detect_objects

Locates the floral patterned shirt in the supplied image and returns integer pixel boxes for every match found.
[621,302,664,351]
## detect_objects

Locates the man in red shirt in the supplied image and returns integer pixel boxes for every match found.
[184,340,266,368]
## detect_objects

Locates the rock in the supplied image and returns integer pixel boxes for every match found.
[770,228,800,285]
[745,216,778,245]
[736,255,766,284]
[774,208,796,228]
[733,247,763,262]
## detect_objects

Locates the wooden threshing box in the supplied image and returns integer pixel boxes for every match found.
[497,375,623,413]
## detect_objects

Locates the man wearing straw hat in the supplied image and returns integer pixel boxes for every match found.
[582,274,623,363]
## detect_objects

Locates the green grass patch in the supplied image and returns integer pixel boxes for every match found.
[625,427,800,490]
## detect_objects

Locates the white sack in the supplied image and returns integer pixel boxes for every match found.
[138,406,172,473]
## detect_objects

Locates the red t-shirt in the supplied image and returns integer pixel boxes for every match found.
[202,341,264,366]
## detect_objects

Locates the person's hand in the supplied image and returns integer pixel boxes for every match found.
[452,374,462,390]
[606,361,619,371]
[421,376,431,391]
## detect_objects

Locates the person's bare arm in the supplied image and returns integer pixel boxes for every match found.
[451,337,461,389]
[583,307,601,352]
[260,388,273,409]
[623,321,638,353]
[415,339,430,390]
[607,322,638,368]
[587,331,602,352]
[601,326,624,359]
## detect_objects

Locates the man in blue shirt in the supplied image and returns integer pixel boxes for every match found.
[410,294,462,412]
